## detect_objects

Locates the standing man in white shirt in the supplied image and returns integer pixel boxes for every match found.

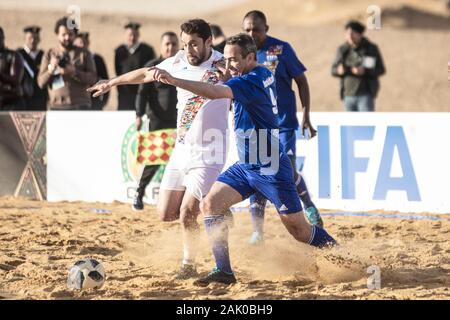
[88,19,231,279]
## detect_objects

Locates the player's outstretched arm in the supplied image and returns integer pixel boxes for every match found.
[87,67,157,98]
[153,67,234,100]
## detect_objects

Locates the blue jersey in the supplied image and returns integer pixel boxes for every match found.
[225,66,280,168]
[257,36,307,131]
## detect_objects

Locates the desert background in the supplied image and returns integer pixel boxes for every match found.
[0,0,449,112]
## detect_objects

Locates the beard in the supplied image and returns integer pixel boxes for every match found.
[187,47,208,66]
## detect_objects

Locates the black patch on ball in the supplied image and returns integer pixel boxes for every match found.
[77,271,85,289]
[74,260,86,266]
[90,259,100,268]
[88,271,103,281]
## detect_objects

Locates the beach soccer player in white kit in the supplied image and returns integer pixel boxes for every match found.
[88,19,231,279]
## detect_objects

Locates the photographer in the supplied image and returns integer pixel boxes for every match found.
[38,17,97,110]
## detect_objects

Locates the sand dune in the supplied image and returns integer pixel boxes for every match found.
[0,197,449,300]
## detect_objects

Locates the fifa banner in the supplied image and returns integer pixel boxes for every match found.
[46,112,450,214]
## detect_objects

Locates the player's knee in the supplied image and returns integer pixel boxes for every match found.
[200,197,214,215]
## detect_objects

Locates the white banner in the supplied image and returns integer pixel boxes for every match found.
[46,112,450,214]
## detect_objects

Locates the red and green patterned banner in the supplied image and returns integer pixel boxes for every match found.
[136,129,176,166]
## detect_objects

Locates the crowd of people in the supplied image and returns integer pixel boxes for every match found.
[0,15,388,112]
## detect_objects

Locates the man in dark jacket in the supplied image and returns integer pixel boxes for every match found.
[132,31,179,211]
[17,26,48,110]
[332,21,386,111]
[0,27,24,110]
[74,32,109,110]
[115,22,155,110]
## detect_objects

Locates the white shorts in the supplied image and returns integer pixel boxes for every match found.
[160,166,221,201]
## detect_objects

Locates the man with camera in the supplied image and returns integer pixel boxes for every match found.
[38,17,97,110]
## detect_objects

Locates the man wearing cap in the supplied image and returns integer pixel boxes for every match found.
[17,26,48,110]
[332,20,386,112]
[114,22,155,110]
[0,26,25,110]
[74,32,109,110]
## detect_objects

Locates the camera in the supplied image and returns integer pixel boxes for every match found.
[58,54,70,68]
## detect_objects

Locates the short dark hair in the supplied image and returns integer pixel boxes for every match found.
[243,10,267,25]
[54,17,78,34]
[76,31,89,40]
[180,19,211,42]
[226,33,257,59]
[345,20,366,34]
[161,31,178,40]
[0,27,4,36]
[210,24,224,38]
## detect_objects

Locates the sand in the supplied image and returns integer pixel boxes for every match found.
[0,0,449,112]
[0,196,449,300]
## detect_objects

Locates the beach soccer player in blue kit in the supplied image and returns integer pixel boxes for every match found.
[151,33,337,286]
[243,10,324,245]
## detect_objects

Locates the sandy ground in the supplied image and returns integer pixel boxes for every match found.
[0,196,449,300]
[0,0,449,112]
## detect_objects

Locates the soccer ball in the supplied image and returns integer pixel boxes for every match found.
[67,258,105,290]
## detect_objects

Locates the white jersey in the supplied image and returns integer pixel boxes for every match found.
[157,49,230,169]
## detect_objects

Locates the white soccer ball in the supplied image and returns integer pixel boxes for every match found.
[67,258,105,290]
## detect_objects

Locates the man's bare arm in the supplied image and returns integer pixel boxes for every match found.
[87,67,157,97]
[154,68,234,100]
[294,73,317,138]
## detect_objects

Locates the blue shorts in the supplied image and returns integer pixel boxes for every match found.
[218,154,302,214]
[279,130,297,158]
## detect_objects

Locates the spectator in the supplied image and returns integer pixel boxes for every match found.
[74,32,109,110]
[133,31,179,210]
[17,26,48,111]
[332,20,386,112]
[210,24,226,54]
[115,22,155,110]
[0,26,25,110]
[38,17,97,110]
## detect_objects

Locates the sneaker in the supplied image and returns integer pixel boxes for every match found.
[132,194,144,211]
[175,264,198,280]
[193,268,237,286]
[305,207,324,227]
[249,232,264,246]
[224,209,235,228]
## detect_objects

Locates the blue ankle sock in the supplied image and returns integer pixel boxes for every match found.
[296,174,316,209]
[204,215,233,274]
[249,193,267,235]
[309,225,337,248]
